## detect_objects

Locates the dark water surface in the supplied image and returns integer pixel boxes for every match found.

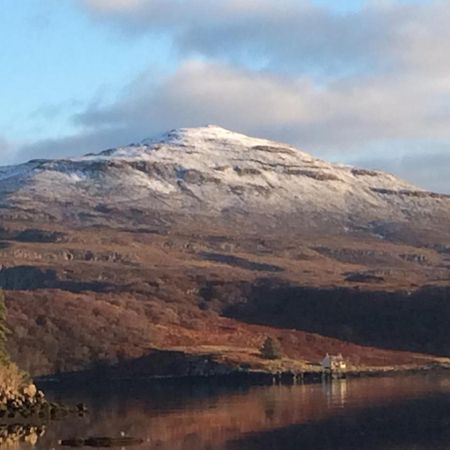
[6,373,450,450]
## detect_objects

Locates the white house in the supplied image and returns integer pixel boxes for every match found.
[321,353,347,372]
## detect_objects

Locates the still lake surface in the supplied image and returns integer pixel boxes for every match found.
[7,373,450,450]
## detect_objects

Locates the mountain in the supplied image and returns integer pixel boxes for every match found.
[0,126,449,377]
[1,125,449,241]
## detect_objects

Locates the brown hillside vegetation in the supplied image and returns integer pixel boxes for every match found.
[0,218,449,377]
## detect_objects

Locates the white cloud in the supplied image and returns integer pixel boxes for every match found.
[72,60,450,150]
[15,58,450,192]
[80,0,450,76]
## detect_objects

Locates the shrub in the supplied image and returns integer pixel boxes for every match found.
[0,363,30,393]
[260,337,282,360]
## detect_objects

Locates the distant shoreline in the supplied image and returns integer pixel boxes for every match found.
[35,363,450,390]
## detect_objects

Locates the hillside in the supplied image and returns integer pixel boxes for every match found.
[0,126,449,377]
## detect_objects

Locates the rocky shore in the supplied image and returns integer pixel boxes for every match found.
[0,382,86,421]
[0,424,46,446]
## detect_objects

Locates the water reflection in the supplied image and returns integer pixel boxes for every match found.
[322,379,348,408]
[3,374,450,450]
[0,425,46,447]
[227,393,450,450]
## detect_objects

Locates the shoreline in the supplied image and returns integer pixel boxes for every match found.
[35,363,450,390]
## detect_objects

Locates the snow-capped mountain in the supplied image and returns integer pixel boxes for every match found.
[1,125,449,238]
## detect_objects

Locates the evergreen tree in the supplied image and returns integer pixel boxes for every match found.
[260,336,282,360]
[0,290,9,365]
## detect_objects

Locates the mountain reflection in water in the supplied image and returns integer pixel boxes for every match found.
[6,374,450,450]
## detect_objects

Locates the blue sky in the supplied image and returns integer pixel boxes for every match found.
[1,0,449,192]
[0,0,175,142]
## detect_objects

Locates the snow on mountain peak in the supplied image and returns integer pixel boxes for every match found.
[79,125,313,165]
[141,125,280,147]
[0,126,448,233]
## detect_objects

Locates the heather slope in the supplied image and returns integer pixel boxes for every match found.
[1,220,449,377]
[0,127,449,377]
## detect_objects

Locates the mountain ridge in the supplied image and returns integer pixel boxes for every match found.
[1,126,449,243]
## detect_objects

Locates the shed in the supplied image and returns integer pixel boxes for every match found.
[321,353,347,372]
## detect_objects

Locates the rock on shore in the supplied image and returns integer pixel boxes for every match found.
[0,383,85,420]
[0,424,46,446]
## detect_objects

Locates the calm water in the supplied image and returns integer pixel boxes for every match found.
[4,374,450,450]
